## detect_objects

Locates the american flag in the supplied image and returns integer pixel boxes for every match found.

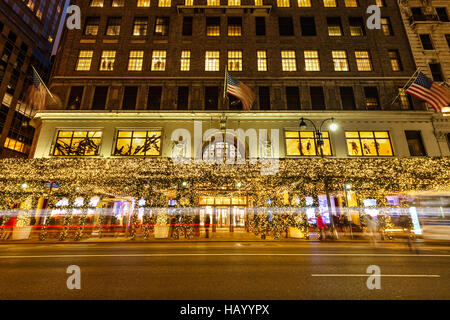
[26,67,47,110]
[405,72,450,113]
[226,71,255,111]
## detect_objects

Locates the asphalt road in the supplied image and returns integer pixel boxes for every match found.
[0,241,449,300]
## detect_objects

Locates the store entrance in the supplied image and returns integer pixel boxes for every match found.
[198,195,247,233]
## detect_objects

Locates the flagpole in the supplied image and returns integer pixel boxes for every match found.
[390,67,421,106]
[32,65,57,103]
[223,65,228,100]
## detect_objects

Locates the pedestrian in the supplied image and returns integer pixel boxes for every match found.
[1,214,17,241]
[366,215,378,244]
[204,214,211,239]
[316,213,326,240]
[193,214,200,237]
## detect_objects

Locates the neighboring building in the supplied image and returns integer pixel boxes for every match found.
[30,0,450,226]
[0,0,66,158]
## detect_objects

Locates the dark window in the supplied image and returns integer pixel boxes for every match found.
[340,87,356,110]
[147,86,162,109]
[0,21,4,33]
[429,63,444,82]
[259,87,270,110]
[92,86,108,110]
[177,86,189,110]
[122,86,138,110]
[7,31,17,43]
[364,87,380,110]
[446,35,450,48]
[67,86,84,110]
[182,17,193,36]
[405,131,426,156]
[228,94,242,110]
[310,87,325,110]
[286,87,300,110]
[255,17,266,36]
[106,17,121,36]
[419,34,434,50]
[155,17,169,36]
[279,17,294,36]
[436,7,449,22]
[300,17,316,36]
[411,7,426,21]
[205,87,219,110]
[349,17,365,36]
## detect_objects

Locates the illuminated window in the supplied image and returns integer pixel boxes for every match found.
[364,87,380,109]
[355,51,372,71]
[257,50,267,71]
[228,51,242,71]
[205,51,220,71]
[27,0,36,10]
[137,0,150,6]
[304,50,320,71]
[154,17,169,36]
[228,17,242,36]
[327,17,342,36]
[346,131,393,156]
[375,0,385,7]
[151,50,167,71]
[298,0,311,7]
[133,17,148,36]
[114,131,162,156]
[255,0,263,5]
[349,17,365,36]
[381,18,393,36]
[84,17,100,36]
[281,50,297,71]
[185,0,193,5]
[90,0,103,7]
[112,0,124,6]
[180,50,191,71]
[128,51,144,71]
[207,0,220,5]
[4,137,29,154]
[332,50,349,71]
[277,0,290,7]
[76,51,93,71]
[398,88,412,110]
[285,131,332,156]
[228,0,240,5]
[344,0,358,7]
[99,51,116,71]
[389,50,402,71]
[206,17,220,36]
[53,131,103,156]
[106,17,121,36]
[323,0,336,7]
[158,0,171,7]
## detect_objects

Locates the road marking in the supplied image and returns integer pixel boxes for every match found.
[0,253,450,259]
[311,274,440,278]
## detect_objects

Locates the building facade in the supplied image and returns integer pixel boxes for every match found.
[0,0,66,158]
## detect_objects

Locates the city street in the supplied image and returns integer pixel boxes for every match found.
[0,241,449,300]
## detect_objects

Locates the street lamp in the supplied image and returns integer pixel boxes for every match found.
[298,117,339,239]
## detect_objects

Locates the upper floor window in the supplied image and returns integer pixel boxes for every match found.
[277,0,290,7]
[128,51,144,71]
[279,17,294,36]
[355,51,372,71]
[419,34,434,50]
[185,0,194,5]
[106,17,121,36]
[206,17,220,36]
[90,0,104,7]
[398,88,412,110]
[349,17,365,36]
[137,0,150,6]
[76,50,93,71]
[114,131,162,156]
[112,0,124,7]
[133,17,148,36]
[332,50,349,71]
[154,17,169,36]
[151,50,167,71]
[344,0,358,7]
[228,0,241,5]
[304,50,320,71]
[346,131,393,156]
[257,50,267,71]
[381,17,393,36]
[405,131,426,156]
[228,51,242,71]
[429,63,444,82]
[285,131,332,156]
[53,131,103,156]
[364,86,380,109]
[281,50,297,71]
[388,50,402,71]
[100,50,116,71]
[255,0,263,5]
[375,0,385,7]
[436,7,449,22]
[84,17,100,36]
[158,0,171,7]
[205,51,220,71]
[207,0,220,5]
[323,0,336,7]
[327,17,342,36]
[228,17,242,36]
[180,50,191,71]
[298,0,311,7]
[300,17,316,36]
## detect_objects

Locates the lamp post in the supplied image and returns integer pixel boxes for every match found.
[299,117,338,239]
